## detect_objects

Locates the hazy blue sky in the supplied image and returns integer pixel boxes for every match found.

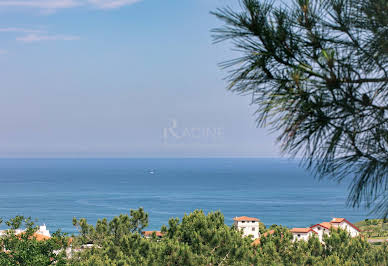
[0,0,281,158]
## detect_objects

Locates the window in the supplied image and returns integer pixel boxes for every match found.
[242,221,245,223]
[252,227,255,231]
[252,221,255,223]
[318,227,321,230]
[297,234,300,237]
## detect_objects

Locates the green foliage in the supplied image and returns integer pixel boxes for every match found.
[69,209,388,265]
[71,207,148,247]
[212,0,388,217]
[258,221,266,233]
[161,210,256,265]
[0,216,68,266]
[70,209,256,265]
[3,211,388,265]
[355,218,388,238]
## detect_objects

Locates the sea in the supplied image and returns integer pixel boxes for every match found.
[0,158,370,234]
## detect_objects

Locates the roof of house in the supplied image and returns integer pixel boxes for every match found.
[142,231,164,237]
[310,218,361,232]
[290,228,318,234]
[33,233,51,241]
[311,222,332,230]
[331,218,345,223]
[233,216,259,222]
[252,238,261,246]
[320,222,333,229]
[263,230,275,237]
[330,218,361,232]
[17,232,50,241]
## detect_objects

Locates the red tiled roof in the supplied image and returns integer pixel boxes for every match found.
[233,216,259,222]
[17,232,50,241]
[252,238,261,246]
[311,222,332,230]
[320,222,333,229]
[290,228,318,234]
[33,233,51,241]
[330,218,361,232]
[142,231,164,237]
[263,230,275,237]
[330,218,345,223]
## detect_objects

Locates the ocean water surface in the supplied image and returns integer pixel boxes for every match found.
[0,158,369,234]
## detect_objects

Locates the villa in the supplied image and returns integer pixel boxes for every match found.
[329,218,360,237]
[233,216,260,239]
[310,222,332,242]
[36,224,51,237]
[310,218,361,242]
[290,228,318,241]
[291,217,361,242]
[0,224,51,241]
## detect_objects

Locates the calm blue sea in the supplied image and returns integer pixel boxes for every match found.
[0,158,370,234]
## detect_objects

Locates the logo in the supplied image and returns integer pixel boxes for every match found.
[162,119,224,143]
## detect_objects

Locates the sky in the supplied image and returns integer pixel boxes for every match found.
[0,0,281,158]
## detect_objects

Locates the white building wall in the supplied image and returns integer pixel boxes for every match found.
[337,222,359,237]
[292,231,314,241]
[37,225,51,237]
[311,226,330,242]
[0,225,50,237]
[234,220,260,239]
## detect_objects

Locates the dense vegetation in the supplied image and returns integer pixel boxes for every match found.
[1,209,388,265]
[0,216,69,265]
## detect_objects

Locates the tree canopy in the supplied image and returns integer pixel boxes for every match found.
[67,209,388,265]
[0,216,69,265]
[1,210,388,265]
[212,0,388,217]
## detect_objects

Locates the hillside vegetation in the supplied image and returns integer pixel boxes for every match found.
[355,219,388,239]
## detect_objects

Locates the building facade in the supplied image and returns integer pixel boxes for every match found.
[233,216,260,239]
[296,217,361,242]
[310,222,332,242]
[37,224,51,237]
[290,228,318,241]
[329,218,360,237]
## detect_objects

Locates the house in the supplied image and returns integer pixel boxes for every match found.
[233,216,260,239]
[0,224,51,241]
[17,225,51,241]
[290,228,317,241]
[310,222,332,242]
[329,218,361,237]
[37,224,51,237]
[309,218,361,242]
[142,231,164,239]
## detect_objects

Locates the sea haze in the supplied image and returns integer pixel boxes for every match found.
[0,158,369,234]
